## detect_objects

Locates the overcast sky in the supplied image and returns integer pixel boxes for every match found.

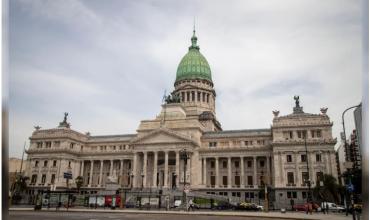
[9,0,363,158]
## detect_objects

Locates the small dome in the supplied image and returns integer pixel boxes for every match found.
[175,31,212,83]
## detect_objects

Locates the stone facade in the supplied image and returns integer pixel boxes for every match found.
[23,31,338,209]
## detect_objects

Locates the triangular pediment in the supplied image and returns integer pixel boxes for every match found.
[130,128,197,146]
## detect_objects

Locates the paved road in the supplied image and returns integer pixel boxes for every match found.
[9,211,299,220]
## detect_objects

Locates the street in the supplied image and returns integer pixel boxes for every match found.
[8,210,354,220]
[9,211,301,220]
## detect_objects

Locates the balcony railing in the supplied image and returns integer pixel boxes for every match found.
[286,183,296,187]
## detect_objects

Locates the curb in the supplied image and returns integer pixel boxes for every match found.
[9,208,320,220]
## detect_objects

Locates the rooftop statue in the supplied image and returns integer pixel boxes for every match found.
[294,95,300,108]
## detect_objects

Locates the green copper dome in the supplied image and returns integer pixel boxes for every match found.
[175,31,212,83]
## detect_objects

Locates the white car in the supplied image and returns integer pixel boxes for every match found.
[256,204,264,211]
[321,202,345,212]
[174,200,182,208]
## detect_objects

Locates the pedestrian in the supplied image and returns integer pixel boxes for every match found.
[188,199,194,211]
[321,202,326,214]
[326,203,329,214]
[308,202,313,215]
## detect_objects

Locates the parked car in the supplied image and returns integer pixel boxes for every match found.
[293,203,321,212]
[321,202,346,212]
[237,202,262,211]
[212,201,236,210]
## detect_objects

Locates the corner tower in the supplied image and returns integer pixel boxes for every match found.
[172,30,217,117]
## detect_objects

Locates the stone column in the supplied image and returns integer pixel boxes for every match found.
[326,152,331,174]
[120,159,124,185]
[88,160,93,187]
[164,151,169,188]
[80,160,84,177]
[295,152,300,186]
[228,157,232,188]
[273,153,280,186]
[240,156,245,187]
[99,160,103,187]
[309,152,315,185]
[187,155,191,183]
[203,157,207,185]
[143,152,148,188]
[133,153,137,188]
[215,157,219,188]
[153,151,158,187]
[109,160,114,176]
[253,156,258,187]
[45,161,51,186]
[266,156,270,185]
[176,151,180,187]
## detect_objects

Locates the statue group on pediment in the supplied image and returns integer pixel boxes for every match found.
[165,93,181,104]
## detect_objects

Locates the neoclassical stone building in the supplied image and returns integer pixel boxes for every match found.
[24,30,338,208]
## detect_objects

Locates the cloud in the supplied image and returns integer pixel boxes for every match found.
[9,0,363,158]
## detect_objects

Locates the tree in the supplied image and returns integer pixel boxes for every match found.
[313,174,341,204]
[75,176,84,193]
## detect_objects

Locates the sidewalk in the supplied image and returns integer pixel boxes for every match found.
[9,207,354,220]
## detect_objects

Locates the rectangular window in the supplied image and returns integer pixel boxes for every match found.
[235,176,240,186]
[37,142,43,148]
[210,161,215,168]
[297,131,302,138]
[187,92,190,101]
[260,176,265,186]
[317,130,322,138]
[222,176,228,186]
[191,91,195,101]
[244,141,248,145]
[259,160,265,167]
[197,92,201,101]
[68,161,71,168]
[31,175,37,184]
[53,160,57,167]
[316,172,324,183]
[181,92,185,102]
[302,172,309,184]
[70,143,75,149]
[247,161,252,168]
[286,155,292,163]
[287,191,292,199]
[234,161,239,168]
[45,142,51,148]
[51,174,56,184]
[316,154,321,162]
[222,161,227,168]
[209,142,217,147]
[247,176,253,185]
[41,174,46,184]
[206,94,209,103]
[293,191,297,198]
[44,161,48,167]
[287,172,294,184]
[35,161,39,167]
[301,154,307,162]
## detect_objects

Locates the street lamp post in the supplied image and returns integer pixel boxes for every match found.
[180,149,190,211]
[130,172,134,190]
[304,134,312,204]
[141,171,144,190]
[342,104,361,220]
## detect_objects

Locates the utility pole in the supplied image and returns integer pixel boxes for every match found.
[342,104,361,220]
